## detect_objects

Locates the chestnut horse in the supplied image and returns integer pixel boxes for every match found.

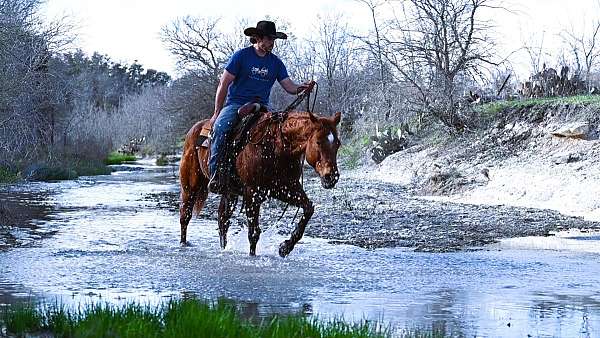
[179,111,341,257]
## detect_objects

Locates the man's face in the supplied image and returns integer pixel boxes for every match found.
[256,36,275,53]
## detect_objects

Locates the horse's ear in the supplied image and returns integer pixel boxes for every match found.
[309,113,319,123]
[333,112,341,125]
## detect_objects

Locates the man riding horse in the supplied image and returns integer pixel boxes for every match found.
[180,20,342,256]
[206,20,310,194]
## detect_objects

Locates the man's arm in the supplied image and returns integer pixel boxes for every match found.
[210,70,236,123]
[279,78,310,95]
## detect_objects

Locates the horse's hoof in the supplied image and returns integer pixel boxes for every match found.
[278,241,292,257]
[180,241,192,247]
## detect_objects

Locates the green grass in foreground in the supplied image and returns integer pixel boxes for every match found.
[105,151,137,165]
[0,299,423,338]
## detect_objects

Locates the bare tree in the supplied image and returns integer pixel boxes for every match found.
[0,0,75,164]
[383,0,501,131]
[356,0,388,90]
[312,14,354,112]
[220,18,251,56]
[161,16,232,121]
[522,31,549,77]
[561,19,600,91]
[160,16,226,84]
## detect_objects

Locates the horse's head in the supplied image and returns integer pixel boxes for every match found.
[305,112,342,189]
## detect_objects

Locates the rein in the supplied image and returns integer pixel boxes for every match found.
[284,81,317,113]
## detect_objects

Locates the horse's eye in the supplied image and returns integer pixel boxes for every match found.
[317,141,321,145]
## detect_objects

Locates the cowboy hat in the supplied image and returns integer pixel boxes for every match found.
[244,20,287,40]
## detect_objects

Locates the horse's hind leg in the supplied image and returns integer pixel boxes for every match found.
[181,175,209,246]
[180,144,207,246]
[271,186,314,257]
[180,188,196,246]
[218,193,238,249]
[243,190,262,256]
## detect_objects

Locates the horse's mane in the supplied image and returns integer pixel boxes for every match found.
[248,111,319,143]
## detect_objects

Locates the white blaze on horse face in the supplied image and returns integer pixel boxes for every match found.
[327,132,335,144]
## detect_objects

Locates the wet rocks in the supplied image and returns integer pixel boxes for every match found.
[273,177,600,252]
[110,165,145,172]
[424,168,469,195]
[552,152,581,165]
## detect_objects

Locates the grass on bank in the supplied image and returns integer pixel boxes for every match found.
[2,149,147,183]
[339,135,371,170]
[1,299,398,338]
[0,167,20,184]
[105,151,137,165]
[476,94,600,118]
[156,153,169,166]
[1,159,113,183]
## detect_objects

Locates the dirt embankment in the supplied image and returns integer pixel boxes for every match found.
[357,101,600,222]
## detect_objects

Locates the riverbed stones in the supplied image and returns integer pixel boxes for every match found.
[552,152,581,165]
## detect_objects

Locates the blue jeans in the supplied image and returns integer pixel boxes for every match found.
[209,103,242,176]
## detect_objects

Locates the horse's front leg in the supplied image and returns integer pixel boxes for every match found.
[244,189,262,256]
[218,193,238,249]
[271,186,314,257]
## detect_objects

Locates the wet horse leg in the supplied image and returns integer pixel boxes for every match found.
[271,186,314,257]
[180,183,208,246]
[243,190,262,256]
[180,146,208,246]
[218,193,238,249]
[179,189,196,246]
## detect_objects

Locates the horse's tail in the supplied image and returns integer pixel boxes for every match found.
[192,137,209,217]
[180,120,210,218]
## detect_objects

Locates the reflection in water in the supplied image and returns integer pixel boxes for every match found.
[0,163,599,337]
[0,186,59,251]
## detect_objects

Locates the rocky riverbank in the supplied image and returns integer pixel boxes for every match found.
[354,98,600,222]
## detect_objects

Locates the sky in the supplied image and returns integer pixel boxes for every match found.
[41,0,597,79]
[41,0,367,76]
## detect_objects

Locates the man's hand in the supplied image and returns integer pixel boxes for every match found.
[296,80,314,94]
[280,78,315,95]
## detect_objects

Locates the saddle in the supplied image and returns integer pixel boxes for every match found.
[196,101,268,149]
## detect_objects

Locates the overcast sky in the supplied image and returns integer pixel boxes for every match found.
[41,0,597,79]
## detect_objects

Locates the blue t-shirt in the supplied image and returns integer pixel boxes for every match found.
[224,46,289,106]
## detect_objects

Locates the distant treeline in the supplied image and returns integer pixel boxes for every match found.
[3,0,600,177]
[0,0,178,174]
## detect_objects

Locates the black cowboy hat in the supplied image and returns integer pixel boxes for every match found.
[244,20,287,40]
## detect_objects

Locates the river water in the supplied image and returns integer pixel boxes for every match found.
[1,160,599,337]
